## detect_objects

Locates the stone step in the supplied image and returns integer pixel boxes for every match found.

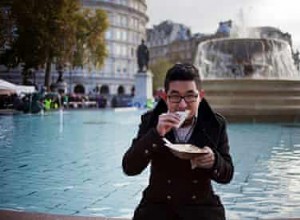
[205,90,300,96]
[217,113,300,123]
[206,96,300,106]
[212,105,300,122]
[201,79,300,122]
[213,105,300,121]
[213,104,300,111]
[202,79,300,89]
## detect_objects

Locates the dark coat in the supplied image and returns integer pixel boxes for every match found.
[122,98,234,220]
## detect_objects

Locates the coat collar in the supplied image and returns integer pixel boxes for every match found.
[148,98,222,148]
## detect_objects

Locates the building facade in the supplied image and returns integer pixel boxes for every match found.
[0,0,148,96]
[146,20,192,65]
[82,0,148,96]
[146,20,217,66]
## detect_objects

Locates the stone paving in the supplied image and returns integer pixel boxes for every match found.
[0,111,300,220]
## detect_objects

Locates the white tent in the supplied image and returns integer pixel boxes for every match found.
[0,79,35,95]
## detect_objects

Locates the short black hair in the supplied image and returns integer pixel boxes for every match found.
[164,63,201,92]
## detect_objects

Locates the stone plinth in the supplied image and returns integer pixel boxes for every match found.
[133,71,153,108]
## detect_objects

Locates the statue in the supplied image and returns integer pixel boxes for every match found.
[137,39,149,72]
[216,20,232,37]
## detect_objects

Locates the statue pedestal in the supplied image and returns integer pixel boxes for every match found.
[133,71,153,108]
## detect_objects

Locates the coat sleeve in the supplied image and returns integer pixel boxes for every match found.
[210,119,234,184]
[122,113,165,176]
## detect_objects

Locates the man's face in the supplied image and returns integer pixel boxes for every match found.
[166,80,201,119]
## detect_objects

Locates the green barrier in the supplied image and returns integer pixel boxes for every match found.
[146,99,153,109]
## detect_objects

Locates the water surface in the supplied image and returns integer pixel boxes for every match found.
[0,110,300,219]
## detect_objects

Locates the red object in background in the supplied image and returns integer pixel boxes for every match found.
[200,89,205,98]
[154,89,166,100]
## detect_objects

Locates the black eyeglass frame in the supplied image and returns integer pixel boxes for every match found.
[167,93,199,103]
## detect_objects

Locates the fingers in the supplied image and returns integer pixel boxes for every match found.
[159,113,180,125]
[156,113,180,136]
[191,147,215,169]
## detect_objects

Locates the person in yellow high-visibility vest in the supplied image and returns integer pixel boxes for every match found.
[44,99,51,111]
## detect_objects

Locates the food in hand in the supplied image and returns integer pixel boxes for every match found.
[175,110,190,128]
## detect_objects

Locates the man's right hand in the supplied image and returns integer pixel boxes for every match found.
[156,112,180,137]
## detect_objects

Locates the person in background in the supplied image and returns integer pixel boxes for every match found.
[122,63,234,220]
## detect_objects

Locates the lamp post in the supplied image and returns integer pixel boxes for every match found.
[67,63,72,94]
[69,69,72,94]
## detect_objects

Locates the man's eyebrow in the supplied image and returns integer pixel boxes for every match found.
[185,90,197,94]
[168,90,197,95]
[168,90,180,95]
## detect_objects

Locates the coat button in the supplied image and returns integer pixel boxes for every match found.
[167,179,172,184]
[214,169,219,176]
[144,149,149,154]
[192,195,197,200]
[152,143,157,148]
[167,195,172,200]
[192,179,198,184]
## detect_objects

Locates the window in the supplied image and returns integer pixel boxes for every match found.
[108,13,114,25]
[115,44,121,55]
[108,44,114,55]
[115,14,121,25]
[122,30,127,41]
[121,15,128,26]
[128,17,133,28]
[122,45,127,56]
[116,30,121,40]
[105,30,112,40]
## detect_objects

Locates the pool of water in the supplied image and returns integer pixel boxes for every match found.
[0,110,300,219]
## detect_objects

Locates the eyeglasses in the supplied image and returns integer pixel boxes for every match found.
[167,94,198,103]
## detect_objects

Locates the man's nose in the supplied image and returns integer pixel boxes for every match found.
[178,97,188,109]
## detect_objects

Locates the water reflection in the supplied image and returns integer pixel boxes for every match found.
[218,123,300,219]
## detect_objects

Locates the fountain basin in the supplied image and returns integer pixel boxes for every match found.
[195,37,300,122]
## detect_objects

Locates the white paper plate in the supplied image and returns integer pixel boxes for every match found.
[163,138,207,154]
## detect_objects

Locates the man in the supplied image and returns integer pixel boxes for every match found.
[122,63,234,220]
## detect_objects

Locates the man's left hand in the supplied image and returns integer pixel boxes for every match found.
[190,146,215,169]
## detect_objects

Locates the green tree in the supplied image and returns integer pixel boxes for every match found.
[0,10,4,48]
[0,1,19,70]
[149,59,173,92]
[72,9,108,69]
[9,0,108,89]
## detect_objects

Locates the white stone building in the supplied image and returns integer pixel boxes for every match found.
[0,0,148,96]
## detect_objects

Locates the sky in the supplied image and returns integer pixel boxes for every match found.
[147,0,300,50]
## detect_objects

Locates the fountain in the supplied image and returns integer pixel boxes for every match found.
[194,27,300,122]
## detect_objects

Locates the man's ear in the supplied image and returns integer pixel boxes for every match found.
[199,89,205,98]
[161,91,167,101]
